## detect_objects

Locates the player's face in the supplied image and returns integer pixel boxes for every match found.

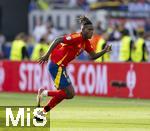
[82,25,94,39]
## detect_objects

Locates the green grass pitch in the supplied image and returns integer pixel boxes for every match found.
[0,92,150,131]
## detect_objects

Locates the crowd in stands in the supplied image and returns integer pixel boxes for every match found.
[28,0,150,11]
[28,0,150,37]
[0,0,150,62]
[0,16,149,62]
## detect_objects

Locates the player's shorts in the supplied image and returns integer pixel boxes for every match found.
[48,61,71,89]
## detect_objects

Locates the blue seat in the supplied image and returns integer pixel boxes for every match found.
[2,43,11,59]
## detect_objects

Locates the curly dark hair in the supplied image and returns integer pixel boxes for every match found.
[77,16,92,26]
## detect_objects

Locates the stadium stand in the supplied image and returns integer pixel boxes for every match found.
[0,0,150,62]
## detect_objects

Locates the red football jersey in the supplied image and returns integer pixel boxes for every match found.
[50,32,94,66]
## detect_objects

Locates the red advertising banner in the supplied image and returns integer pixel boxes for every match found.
[0,61,150,99]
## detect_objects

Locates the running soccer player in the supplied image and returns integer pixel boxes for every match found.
[35,16,112,120]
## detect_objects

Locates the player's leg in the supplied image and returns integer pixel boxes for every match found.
[35,86,75,121]
[36,61,72,107]
[36,61,62,107]
[64,85,75,99]
[43,85,75,112]
[43,63,75,112]
[37,88,45,107]
[35,89,67,121]
[37,85,75,108]
[35,61,74,120]
[37,88,67,107]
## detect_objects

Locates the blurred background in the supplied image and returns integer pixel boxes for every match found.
[0,0,150,98]
[0,1,150,130]
[0,0,150,62]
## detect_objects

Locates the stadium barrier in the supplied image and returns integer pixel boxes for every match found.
[0,61,150,99]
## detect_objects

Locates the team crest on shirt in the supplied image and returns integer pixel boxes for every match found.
[66,36,71,40]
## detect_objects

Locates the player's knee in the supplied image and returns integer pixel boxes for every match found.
[64,85,75,99]
[67,92,75,99]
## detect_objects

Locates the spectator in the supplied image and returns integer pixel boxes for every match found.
[109,23,121,41]
[95,32,110,62]
[32,17,47,42]
[31,36,48,61]
[131,29,149,62]
[10,33,29,61]
[95,21,104,35]
[119,29,133,62]
[46,22,59,42]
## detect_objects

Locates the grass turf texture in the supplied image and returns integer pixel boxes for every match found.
[0,92,150,131]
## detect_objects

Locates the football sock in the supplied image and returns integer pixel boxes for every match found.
[47,90,65,97]
[41,90,65,97]
[44,90,67,112]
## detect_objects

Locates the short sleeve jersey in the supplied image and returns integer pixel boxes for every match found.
[50,32,94,66]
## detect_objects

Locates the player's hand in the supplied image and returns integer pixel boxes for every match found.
[104,44,112,53]
[38,54,49,64]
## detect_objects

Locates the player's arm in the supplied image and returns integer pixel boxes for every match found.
[38,36,64,64]
[89,44,112,60]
